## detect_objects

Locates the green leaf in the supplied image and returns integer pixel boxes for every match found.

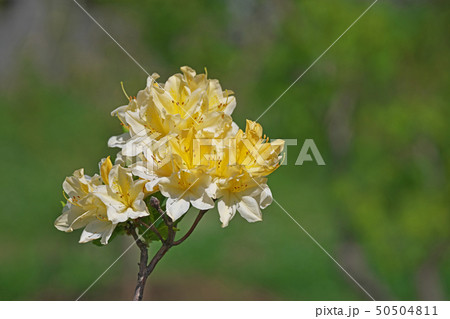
[91,238,103,247]
[136,213,170,244]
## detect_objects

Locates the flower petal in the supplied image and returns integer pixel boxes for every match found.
[158,177,183,199]
[54,204,85,232]
[190,191,215,211]
[259,184,273,209]
[217,198,236,228]
[100,223,117,245]
[237,195,262,223]
[145,178,160,192]
[107,132,130,148]
[106,204,128,224]
[166,197,190,221]
[79,220,114,244]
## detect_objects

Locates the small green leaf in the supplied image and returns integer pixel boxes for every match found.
[91,238,103,247]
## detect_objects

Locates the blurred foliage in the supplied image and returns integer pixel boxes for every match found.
[0,0,449,300]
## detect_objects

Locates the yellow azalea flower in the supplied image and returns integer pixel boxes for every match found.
[58,65,286,250]
[108,66,237,157]
[129,133,179,193]
[158,168,216,221]
[208,120,283,227]
[55,167,116,245]
[93,160,149,224]
[123,118,283,227]
[214,173,273,227]
[234,120,285,177]
[104,68,285,229]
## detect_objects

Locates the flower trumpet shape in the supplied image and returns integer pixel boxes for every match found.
[93,159,149,224]
[55,168,116,245]
[158,169,216,221]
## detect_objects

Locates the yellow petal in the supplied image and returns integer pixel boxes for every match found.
[100,156,113,185]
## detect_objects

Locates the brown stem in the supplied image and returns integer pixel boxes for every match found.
[128,197,207,301]
[145,219,176,278]
[128,226,149,301]
[130,197,209,301]
[173,210,207,246]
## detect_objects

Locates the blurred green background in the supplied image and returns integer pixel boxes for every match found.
[1,0,449,300]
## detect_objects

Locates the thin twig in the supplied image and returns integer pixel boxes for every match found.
[149,196,172,225]
[136,219,164,242]
[131,197,209,301]
[145,219,176,277]
[148,196,176,244]
[173,210,207,246]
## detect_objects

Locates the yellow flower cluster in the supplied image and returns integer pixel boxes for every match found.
[55,66,284,244]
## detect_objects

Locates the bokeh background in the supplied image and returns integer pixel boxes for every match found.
[1,0,449,300]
